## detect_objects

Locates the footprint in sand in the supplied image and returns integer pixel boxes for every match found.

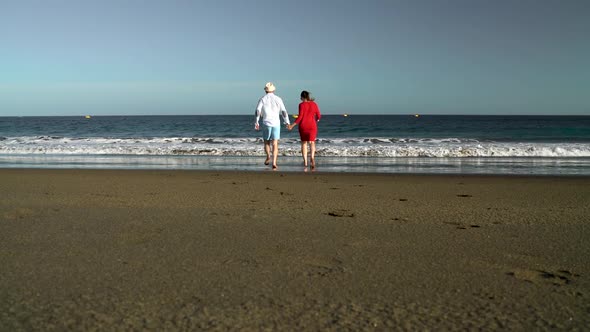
[304,257,346,278]
[391,217,409,222]
[457,194,473,198]
[443,221,481,229]
[327,210,355,218]
[222,258,261,269]
[507,269,580,286]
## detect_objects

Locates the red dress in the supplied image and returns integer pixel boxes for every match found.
[294,101,321,141]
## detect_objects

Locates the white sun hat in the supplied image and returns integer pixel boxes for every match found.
[264,82,276,92]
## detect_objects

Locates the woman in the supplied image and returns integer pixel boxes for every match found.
[287,90,321,169]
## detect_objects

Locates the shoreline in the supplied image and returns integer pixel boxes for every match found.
[1,169,589,329]
[2,154,590,176]
[3,166,590,178]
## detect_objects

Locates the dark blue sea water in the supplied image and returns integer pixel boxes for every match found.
[2,115,590,142]
[1,115,589,174]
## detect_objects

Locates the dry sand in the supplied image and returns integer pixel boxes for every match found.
[1,169,589,330]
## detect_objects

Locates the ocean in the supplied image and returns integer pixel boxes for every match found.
[1,115,589,175]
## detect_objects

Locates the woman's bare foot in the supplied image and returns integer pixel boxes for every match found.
[310,158,315,169]
[272,164,278,170]
[264,157,270,165]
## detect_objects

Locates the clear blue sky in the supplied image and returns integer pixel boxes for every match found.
[1,0,589,116]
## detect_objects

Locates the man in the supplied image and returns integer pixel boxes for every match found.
[254,82,290,169]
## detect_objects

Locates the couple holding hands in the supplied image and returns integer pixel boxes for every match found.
[254,82,321,170]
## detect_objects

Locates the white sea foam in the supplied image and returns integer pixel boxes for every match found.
[1,136,589,158]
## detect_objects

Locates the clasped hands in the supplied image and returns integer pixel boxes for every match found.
[255,123,295,131]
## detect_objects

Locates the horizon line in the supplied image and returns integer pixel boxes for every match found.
[1,113,589,118]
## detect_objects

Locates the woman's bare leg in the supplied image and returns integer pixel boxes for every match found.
[310,141,316,169]
[301,141,308,166]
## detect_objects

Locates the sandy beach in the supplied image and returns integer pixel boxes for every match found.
[1,169,589,330]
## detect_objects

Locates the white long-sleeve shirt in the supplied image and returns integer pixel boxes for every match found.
[255,93,290,127]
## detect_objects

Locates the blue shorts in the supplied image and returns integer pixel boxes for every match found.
[262,125,281,141]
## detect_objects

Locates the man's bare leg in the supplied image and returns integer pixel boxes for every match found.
[264,140,271,165]
[272,139,279,169]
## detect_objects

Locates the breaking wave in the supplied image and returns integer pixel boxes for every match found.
[1,136,589,158]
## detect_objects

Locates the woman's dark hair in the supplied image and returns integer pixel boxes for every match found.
[300,90,315,101]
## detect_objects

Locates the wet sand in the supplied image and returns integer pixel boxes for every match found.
[1,169,589,330]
